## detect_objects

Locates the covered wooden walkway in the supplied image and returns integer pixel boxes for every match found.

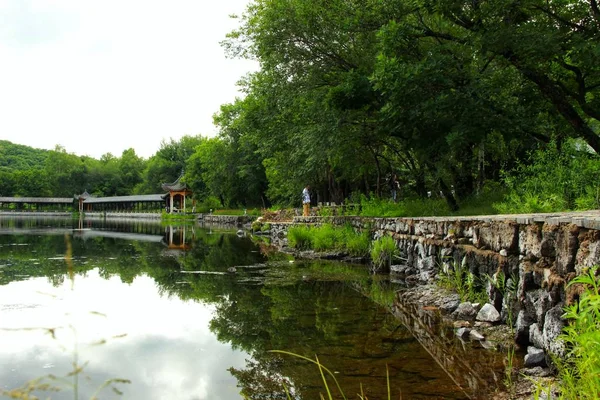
[0,174,192,215]
[80,194,167,213]
[0,197,75,211]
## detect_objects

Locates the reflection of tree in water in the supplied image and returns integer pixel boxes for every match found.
[0,227,468,399]
[211,277,452,400]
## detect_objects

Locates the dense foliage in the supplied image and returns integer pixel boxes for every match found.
[3,0,600,213]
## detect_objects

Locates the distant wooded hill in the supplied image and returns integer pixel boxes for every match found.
[0,140,50,173]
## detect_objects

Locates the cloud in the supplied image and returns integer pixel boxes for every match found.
[0,0,258,158]
[0,272,250,399]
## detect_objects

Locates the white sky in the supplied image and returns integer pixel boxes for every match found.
[0,0,257,159]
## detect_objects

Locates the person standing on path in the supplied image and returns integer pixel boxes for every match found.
[390,174,400,203]
[302,185,311,216]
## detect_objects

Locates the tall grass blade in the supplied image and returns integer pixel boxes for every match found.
[315,355,333,400]
[269,350,347,400]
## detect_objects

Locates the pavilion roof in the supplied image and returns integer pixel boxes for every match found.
[0,197,74,204]
[83,194,167,204]
[161,173,188,192]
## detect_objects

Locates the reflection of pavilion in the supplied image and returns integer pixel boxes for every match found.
[164,225,193,252]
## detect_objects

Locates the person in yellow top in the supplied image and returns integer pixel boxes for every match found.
[302,185,311,216]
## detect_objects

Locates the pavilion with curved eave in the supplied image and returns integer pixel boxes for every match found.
[161,174,193,214]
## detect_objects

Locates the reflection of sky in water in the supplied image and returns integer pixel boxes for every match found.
[0,270,248,399]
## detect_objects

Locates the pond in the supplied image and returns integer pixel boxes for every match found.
[0,216,502,399]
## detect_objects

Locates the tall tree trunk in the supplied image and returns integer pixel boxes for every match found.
[439,179,459,212]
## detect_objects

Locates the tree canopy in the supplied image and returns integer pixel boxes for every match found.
[4,0,600,211]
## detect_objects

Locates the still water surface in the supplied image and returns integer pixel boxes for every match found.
[0,216,474,399]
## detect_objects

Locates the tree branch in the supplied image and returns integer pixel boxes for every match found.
[532,5,587,32]
[590,0,600,27]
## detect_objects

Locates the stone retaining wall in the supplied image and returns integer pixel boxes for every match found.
[268,211,600,358]
[199,214,256,226]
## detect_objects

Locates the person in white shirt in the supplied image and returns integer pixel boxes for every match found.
[302,185,311,216]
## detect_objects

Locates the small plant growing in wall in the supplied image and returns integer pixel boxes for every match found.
[370,236,398,271]
[438,258,487,304]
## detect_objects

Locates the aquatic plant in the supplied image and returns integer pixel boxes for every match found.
[345,228,370,257]
[287,224,370,257]
[370,236,398,271]
[287,225,313,250]
[311,224,344,251]
[269,350,394,400]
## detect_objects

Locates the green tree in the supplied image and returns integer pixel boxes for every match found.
[137,136,203,194]
[118,148,145,195]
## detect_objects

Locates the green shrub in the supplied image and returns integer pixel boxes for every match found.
[370,236,398,270]
[555,267,600,399]
[251,220,263,232]
[311,224,344,251]
[345,228,370,257]
[196,196,222,213]
[287,226,313,250]
[400,198,449,217]
[495,139,600,213]
[287,224,372,256]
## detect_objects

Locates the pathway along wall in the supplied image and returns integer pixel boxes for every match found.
[268,211,600,358]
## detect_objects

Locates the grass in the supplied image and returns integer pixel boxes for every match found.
[269,350,394,400]
[437,258,488,304]
[550,266,600,399]
[370,236,398,271]
[287,225,313,250]
[161,212,196,220]
[287,224,370,257]
[312,188,504,219]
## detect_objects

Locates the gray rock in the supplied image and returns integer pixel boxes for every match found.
[469,329,485,341]
[439,298,460,314]
[452,302,479,320]
[456,327,470,338]
[544,304,566,357]
[521,367,553,377]
[480,340,496,350]
[529,323,545,349]
[524,346,547,368]
[476,303,501,322]
[515,309,533,346]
